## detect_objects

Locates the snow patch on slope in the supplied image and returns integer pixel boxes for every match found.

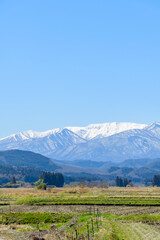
[67,122,147,140]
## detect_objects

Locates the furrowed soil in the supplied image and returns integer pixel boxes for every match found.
[2,205,160,215]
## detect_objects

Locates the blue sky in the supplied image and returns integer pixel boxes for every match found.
[0,0,160,137]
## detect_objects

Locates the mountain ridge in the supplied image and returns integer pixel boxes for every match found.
[1,149,160,184]
[0,122,146,141]
[1,122,160,162]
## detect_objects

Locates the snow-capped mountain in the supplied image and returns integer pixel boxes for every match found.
[0,128,86,157]
[61,123,160,162]
[67,122,146,139]
[1,122,160,162]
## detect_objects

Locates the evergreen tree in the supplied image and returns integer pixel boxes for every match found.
[115,177,131,187]
[115,176,120,186]
[10,176,16,184]
[123,178,129,187]
[40,172,64,187]
[153,175,160,186]
[55,173,64,187]
[119,178,123,187]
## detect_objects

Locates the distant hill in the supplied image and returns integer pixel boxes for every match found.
[0,150,61,185]
[53,159,107,168]
[53,158,160,183]
[0,149,59,171]
[118,158,160,168]
[1,149,160,185]
[0,164,43,185]
[58,158,160,169]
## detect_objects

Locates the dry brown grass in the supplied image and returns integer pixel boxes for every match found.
[0,187,64,196]
[64,187,90,194]
[1,186,160,200]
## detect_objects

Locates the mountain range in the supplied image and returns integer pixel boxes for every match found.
[0,122,160,162]
[1,149,160,184]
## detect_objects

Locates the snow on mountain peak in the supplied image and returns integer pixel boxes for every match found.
[0,122,147,144]
[145,122,160,138]
[146,122,160,129]
[0,128,68,142]
[1,121,160,162]
[67,122,147,140]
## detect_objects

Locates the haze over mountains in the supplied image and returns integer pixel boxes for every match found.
[0,122,160,162]
[2,149,160,184]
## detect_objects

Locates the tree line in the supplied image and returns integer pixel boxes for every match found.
[40,172,64,187]
[115,176,132,187]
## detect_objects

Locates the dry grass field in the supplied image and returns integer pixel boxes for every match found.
[1,187,160,239]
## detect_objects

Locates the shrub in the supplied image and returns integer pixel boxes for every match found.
[36,183,47,190]
[34,178,43,186]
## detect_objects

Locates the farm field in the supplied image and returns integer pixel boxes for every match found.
[1,187,160,239]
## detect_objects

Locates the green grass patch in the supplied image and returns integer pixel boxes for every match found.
[0,212,73,225]
[15,196,160,206]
